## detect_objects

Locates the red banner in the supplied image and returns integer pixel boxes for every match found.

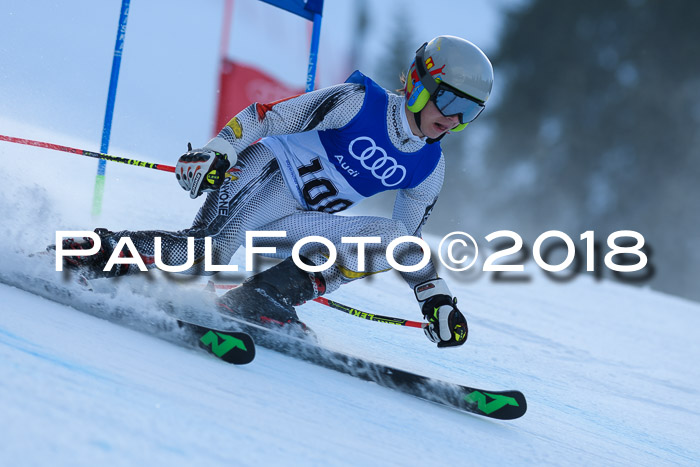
[214,59,304,134]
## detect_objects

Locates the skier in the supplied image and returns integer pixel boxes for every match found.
[59,35,494,348]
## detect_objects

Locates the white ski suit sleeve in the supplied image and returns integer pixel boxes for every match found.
[215,83,366,153]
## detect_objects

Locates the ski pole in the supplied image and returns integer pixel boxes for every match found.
[211,284,426,329]
[312,296,426,329]
[0,134,175,173]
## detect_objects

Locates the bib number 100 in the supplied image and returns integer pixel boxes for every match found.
[297,158,353,213]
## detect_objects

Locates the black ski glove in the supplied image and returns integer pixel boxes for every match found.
[415,279,468,348]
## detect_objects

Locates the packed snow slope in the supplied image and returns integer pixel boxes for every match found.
[1,124,699,466]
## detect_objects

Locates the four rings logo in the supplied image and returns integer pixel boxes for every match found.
[348,136,406,187]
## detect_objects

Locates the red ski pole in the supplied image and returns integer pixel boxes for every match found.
[0,134,175,173]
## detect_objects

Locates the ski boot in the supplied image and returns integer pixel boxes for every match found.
[48,228,128,279]
[217,257,326,341]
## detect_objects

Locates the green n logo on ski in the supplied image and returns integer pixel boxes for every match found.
[464,391,520,415]
[200,330,248,357]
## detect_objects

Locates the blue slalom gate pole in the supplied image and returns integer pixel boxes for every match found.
[258,0,324,92]
[92,0,131,218]
[305,11,323,92]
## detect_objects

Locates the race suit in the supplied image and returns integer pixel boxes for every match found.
[110,71,446,295]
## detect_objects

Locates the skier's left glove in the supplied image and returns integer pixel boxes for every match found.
[176,136,235,199]
[415,278,468,348]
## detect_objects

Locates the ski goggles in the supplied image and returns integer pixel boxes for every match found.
[415,43,485,124]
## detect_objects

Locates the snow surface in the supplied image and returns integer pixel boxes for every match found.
[2,130,700,466]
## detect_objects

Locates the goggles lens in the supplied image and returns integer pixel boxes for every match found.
[433,86,485,124]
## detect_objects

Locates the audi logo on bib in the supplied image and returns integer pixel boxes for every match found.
[349,136,406,187]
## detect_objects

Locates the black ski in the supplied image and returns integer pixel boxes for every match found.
[165,302,527,420]
[0,269,525,418]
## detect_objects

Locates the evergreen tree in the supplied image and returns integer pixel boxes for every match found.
[482,0,700,300]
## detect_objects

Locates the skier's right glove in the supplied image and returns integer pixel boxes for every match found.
[415,278,468,348]
[176,136,236,199]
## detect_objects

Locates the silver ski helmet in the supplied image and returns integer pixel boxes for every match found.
[405,35,494,131]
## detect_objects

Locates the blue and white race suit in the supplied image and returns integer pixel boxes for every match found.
[109,71,448,295]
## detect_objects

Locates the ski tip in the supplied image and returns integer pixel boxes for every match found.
[198,329,256,365]
[462,389,527,420]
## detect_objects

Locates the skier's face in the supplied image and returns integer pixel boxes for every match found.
[419,100,461,139]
